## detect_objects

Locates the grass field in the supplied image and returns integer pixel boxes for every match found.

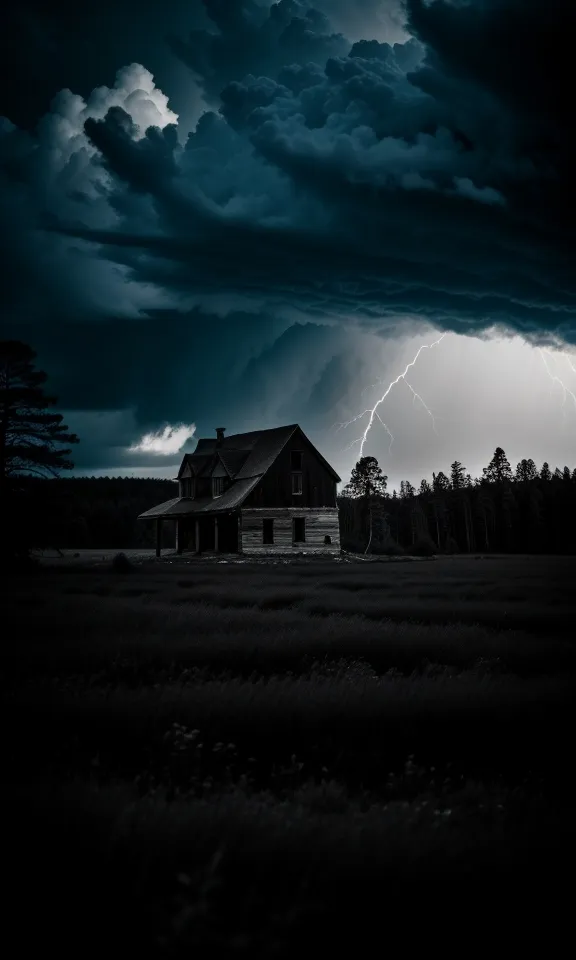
[5,554,576,953]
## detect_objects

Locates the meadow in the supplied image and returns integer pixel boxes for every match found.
[4,553,576,953]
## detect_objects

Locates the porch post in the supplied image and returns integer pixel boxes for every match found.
[214,517,219,553]
[155,518,163,558]
[195,518,200,554]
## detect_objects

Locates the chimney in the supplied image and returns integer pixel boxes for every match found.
[216,427,226,446]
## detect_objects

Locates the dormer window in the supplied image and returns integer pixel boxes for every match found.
[212,477,225,498]
[181,477,195,498]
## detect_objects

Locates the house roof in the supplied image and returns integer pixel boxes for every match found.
[142,423,340,519]
[138,476,261,519]
[179,424,299,481]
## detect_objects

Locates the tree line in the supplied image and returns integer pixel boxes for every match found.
[338,451,576,555]
[2,338,575,558]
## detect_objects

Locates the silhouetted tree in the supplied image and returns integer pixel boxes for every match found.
[483,447,512,485]
[515,459,538,483]
[344,456,388,499]
[400,480,415,499]
[450,461,467,489]
[432,471,450,492]
[343,456,389,554]
[540,462,552,482]
[0,341,79,561]
[0,341,78,492]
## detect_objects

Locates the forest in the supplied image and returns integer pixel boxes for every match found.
[339,450,576,555]
[13,447,576,555]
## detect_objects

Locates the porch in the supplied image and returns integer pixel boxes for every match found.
[153,511,240,557]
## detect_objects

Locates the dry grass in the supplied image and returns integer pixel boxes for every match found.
[4,555,576,954]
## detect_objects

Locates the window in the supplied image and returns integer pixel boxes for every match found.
[290,451,303,471]
[291,472,303,495]
[262,518,274,545]
[293,517,306,543]
[181,478,195,498]
[212,477,225,498]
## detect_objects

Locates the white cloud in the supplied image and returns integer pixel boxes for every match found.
[128,422,196,455]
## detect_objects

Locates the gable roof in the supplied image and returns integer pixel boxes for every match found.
[141,424,340,519]
[180,424,340,483]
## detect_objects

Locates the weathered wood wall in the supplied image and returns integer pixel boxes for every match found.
[243,428,338,510]
[240,508,340,554]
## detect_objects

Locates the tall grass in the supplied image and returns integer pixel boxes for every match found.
[4,556,576,954]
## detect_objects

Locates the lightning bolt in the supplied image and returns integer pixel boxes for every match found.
[335,333,446,459]
[538,348,576,424]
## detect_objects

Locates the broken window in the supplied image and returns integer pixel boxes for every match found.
[262,518,274,544]
[293,517,306,543]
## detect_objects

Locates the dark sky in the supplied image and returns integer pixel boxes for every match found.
[1,1,575,487]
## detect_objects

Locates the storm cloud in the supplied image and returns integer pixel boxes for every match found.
[54,0,576,344]
[1,0,575,476]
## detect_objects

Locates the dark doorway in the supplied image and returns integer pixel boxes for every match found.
[263,518,274,545]
[293,517,306,544]
[198,517,215,552]
[217,513,239,552]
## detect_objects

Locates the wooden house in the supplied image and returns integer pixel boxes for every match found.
[138,424,341,556]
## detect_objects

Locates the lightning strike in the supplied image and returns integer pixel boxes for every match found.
[403,379,440,435]
[335,333,446,459]
[538,349,576,423]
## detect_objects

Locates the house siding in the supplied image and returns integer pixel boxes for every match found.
[242,428,338,510]
[240,507,340,555]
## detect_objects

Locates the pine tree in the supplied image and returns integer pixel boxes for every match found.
[515,458,538,483]
[400,480,415,499]
[344,456,388,554]
[483,447,512,484]
[344,456,388,499]
[0,341,79,493]
[450,461,467,489]
[419,479,431,495]
[432,471,450,492]
[540,462,552,482]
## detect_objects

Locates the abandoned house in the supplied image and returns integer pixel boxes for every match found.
[138,424,341,556]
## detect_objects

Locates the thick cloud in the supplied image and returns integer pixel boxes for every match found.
[1,0,575,473]
[46,0,575,346]
[169,0,349,103]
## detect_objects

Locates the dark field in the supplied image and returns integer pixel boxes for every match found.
[5,555,576,952]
